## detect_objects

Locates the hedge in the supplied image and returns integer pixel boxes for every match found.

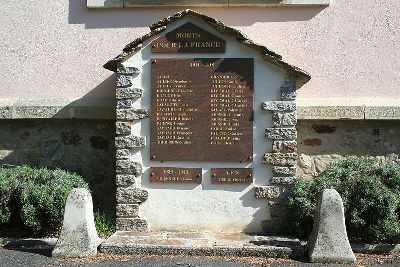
[286,156,400,243]
[0,166,88,235]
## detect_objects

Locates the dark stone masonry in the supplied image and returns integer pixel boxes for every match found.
[297,120,400,178]
[0,119,116,216]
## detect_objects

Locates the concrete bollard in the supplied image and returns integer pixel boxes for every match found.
[307,189,356,264]
[52,188,100,258]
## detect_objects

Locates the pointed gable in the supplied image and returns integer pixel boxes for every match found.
[104,9,310,89]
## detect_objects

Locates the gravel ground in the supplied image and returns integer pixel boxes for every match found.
[0,249,292,267]
[1,246,400,267]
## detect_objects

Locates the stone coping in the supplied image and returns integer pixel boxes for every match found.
[87,0,330,8]
[0,98,399,120]
[297,98,400,120]
[0,98,115,120]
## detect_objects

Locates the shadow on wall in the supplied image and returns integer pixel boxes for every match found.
[69,0,327,28]
[70,75,116,119]
[0,75,117,218]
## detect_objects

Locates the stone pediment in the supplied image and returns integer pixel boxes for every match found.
[106,9,311,234]
[104,9,310,89]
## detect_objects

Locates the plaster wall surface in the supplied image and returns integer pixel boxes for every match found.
[0,0,399,102]
[124,17,285,233]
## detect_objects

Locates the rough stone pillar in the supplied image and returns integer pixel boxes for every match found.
[308,189,356,264]
[52,188,100,258]
[115,63,149,232]
[255,73,298,233]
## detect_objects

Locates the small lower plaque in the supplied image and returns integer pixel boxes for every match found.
[211,168,253,184]
[149,167,202,183]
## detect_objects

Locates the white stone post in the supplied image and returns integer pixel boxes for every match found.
[307,189,356,263]
[52,188,100,258]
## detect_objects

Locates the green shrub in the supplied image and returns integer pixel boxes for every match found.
[286,156,400,243]
[94,211,116,238]
[0,166,88,235]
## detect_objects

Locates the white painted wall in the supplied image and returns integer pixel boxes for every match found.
[0,0,399,103]
[125,17,286,232]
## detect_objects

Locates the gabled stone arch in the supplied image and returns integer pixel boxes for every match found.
[106,9,310,233]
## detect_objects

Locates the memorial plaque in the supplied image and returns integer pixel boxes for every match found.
[149,167,202,183]
[211,168,253,184]
[151,22,225,53]
[151,58,254,162]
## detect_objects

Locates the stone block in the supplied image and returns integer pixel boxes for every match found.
[272,140,297,153]
[116,175,136,186]
[272,111,297,127]
[269,176,296,185]
[116,87,143,99]
[52,188,100,258]
[297,106,364,120]
[0,106,12,119]
[116,149,131,159]
[115,135,145,148]
[87,0,123,8]
[254,186,280,199]
[116,218,148,232]
[116,187,148,204]
[72,104,114,120]
[302,138,322,146]
[229,0,330,6]
[117,99,133,109]
[1,99,120,120]
[116,121,131,135]
[116,74,133,88]
[124,0,227,7]
[280,83,296,100]
[265,128,297,140]
[308,189,356,264]
[13,106,63,119]
[268,200,288,219]
[272,166,296,176]
[261,219,286,234]
[313,154,343,174]
[117,65,140,76]
[116,108,149,120]
[261,101,296,112]
[116,160,142,175]
[263,153,298,165]
[116,204,139,218]
[365,106,400,120]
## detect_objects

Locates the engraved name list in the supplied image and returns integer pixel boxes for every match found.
[150,58,254,162]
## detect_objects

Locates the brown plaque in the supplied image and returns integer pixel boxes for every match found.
[151,22,225,53]
[151,58,254,162]
[211,168,253,184]
[149,167,202,183]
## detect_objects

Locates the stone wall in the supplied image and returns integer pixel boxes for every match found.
[1,117,399,232]
[114,64,149,232]
[254,73,299,234]
[297,120,400,178]
[0,119,116,216]
[256,119,400,233]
